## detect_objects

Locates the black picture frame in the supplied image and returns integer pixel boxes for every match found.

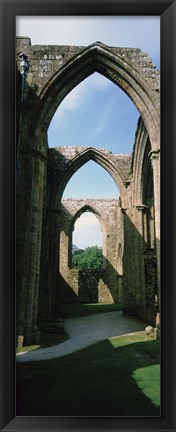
[0,0,176,431]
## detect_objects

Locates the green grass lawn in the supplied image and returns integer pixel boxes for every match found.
[58,302,123,318]
[16,332,160,417]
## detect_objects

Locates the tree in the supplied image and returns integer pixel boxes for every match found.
[72,245,103,269]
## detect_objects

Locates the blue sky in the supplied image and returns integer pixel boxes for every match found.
[50,72,138,200]
[16,16,160,247]
[48,73,140,153]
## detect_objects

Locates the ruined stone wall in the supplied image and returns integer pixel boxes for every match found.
[39,138,157,315]
[16,37,160,343]
[16,37,160,99]
[48,146,132,181]
[47,146,132,208]
[58,199,124,304]
[130,119,158,312]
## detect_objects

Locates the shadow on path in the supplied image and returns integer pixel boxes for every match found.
[16,311,147,362]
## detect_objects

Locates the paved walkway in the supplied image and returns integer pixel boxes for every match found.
[16,311,147,362]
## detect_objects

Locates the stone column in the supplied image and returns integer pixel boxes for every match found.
[25,153,46,344]
[143,207,148,247]
[149,149,160,306]
[122,208,135,307]
[45,208,60,314]
[16,148,46,345]
[136,205,146,307]
[122,206,146,308]
[59,231,69,277]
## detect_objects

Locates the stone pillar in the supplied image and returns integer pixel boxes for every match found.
[149,205,155,250]
[122,206,146,309]
[122,208,135,307]
[143,207,148,247]
[47,208,60,314]
[136,205,146,307]
[16,149,46,345]
[25,155,45,344]
[59,230,69,276]
[149,149,160,306]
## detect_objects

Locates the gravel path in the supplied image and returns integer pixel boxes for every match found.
[16,311,147,362]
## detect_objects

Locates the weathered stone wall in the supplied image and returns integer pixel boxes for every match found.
[16,37,160,99]
[144,252,157,308]
[58,269,117,304]
[47,146,132,208]
[45,143,157,311]
[131,120,158,310]
[16,38,160,156]
[57,199,124,304]
[16,37,160,343]
[48,146,132,181]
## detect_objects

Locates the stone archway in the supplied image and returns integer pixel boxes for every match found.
[30,41,160,152]
[47,146,131,208]
[43,146,126,310]
[69,204,106,269]
[57,199,123,304]
[16,38,160,344]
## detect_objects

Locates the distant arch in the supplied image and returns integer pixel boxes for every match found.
[68,204,106,268]
[71,204,105,232]
[53,147,125,204]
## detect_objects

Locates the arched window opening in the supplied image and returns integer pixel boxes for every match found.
[71,211,103,270]
[48,72,139,155]
[63,160,119,199]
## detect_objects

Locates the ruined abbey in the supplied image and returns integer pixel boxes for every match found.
[16,37,160,345]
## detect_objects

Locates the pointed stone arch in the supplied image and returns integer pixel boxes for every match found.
[32,41,160,152]
[69,204,106,268]
[16,38,161,343]
[58,198,122,304]
[53,147,125,203]
[71,203,104,231]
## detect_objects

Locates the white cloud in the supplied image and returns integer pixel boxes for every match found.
[50,81,88,129]
[56,85,87,124]
[73,212,102,248]
[60,83,87,112]
[75,212,100,226]
[50,72,111,131]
